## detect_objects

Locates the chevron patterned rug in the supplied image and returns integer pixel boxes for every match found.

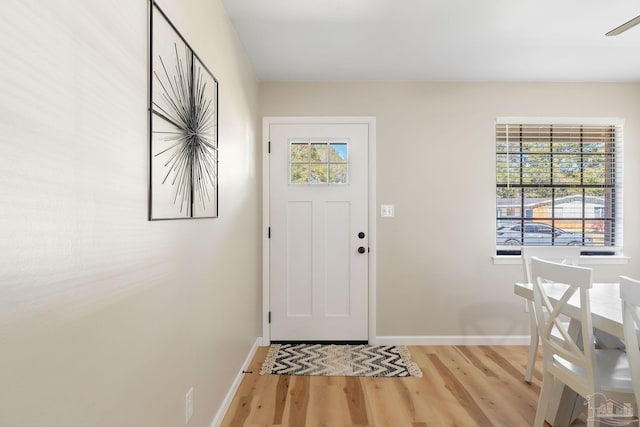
[259,343,423,377]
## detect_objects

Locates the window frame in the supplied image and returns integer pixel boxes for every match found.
[495,117,624,257]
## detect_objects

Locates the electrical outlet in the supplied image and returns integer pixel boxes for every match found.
[185,387,194,424]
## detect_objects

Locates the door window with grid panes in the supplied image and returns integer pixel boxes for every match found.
[289,139,349,185]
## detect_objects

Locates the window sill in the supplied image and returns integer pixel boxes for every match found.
[492,255,630,265]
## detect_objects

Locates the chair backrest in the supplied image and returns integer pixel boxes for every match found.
[619,276,640,410]
[521,246,581,283]
[530,256,595,396]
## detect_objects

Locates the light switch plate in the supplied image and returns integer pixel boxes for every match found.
[380,204,395,218]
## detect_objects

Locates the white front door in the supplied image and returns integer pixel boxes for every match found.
[268,122,370,341]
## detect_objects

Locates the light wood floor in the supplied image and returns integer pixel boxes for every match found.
[220,345,589,427]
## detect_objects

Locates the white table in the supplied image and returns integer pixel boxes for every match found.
[514,281,624,426]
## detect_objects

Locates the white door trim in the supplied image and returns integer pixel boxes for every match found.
[262,116,377,345]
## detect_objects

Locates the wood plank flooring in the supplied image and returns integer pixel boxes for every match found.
[221,345,586,427]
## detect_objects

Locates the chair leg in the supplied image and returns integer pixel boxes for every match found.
[525,309,538,383]
[533,373,552,427]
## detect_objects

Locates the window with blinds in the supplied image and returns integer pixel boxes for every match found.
[495,118,623,255]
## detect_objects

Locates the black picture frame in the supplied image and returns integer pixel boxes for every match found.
[148,0,219,220]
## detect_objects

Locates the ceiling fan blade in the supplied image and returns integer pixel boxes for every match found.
[606,14,640,36]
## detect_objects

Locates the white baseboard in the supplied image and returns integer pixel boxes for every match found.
[209,337,262,427]
[376,335,530,346]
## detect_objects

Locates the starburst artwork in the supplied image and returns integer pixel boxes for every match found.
[148,0,218,220]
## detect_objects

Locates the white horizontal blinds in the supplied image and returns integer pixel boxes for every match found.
[496,119,623,252]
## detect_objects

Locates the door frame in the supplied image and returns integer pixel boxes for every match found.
[262,116,377,345]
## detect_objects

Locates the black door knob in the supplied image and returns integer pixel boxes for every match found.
[358,246,366,254]
[358,232,366,239]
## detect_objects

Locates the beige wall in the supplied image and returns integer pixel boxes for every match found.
[260,82,640,338]
[0,1,260,426]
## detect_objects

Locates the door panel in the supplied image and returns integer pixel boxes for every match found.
[286,201,312,315]
[324,201,350,316]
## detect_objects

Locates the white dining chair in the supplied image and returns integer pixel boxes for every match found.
[619,276,640,412]
[521,246,581,383]
[531,257,633,427]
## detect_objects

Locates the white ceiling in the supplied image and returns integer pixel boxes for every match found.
[220,0,640,82]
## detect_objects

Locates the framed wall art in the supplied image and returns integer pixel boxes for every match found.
[148,0,218,220]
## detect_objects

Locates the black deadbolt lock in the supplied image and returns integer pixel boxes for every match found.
[358,232,365,239]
